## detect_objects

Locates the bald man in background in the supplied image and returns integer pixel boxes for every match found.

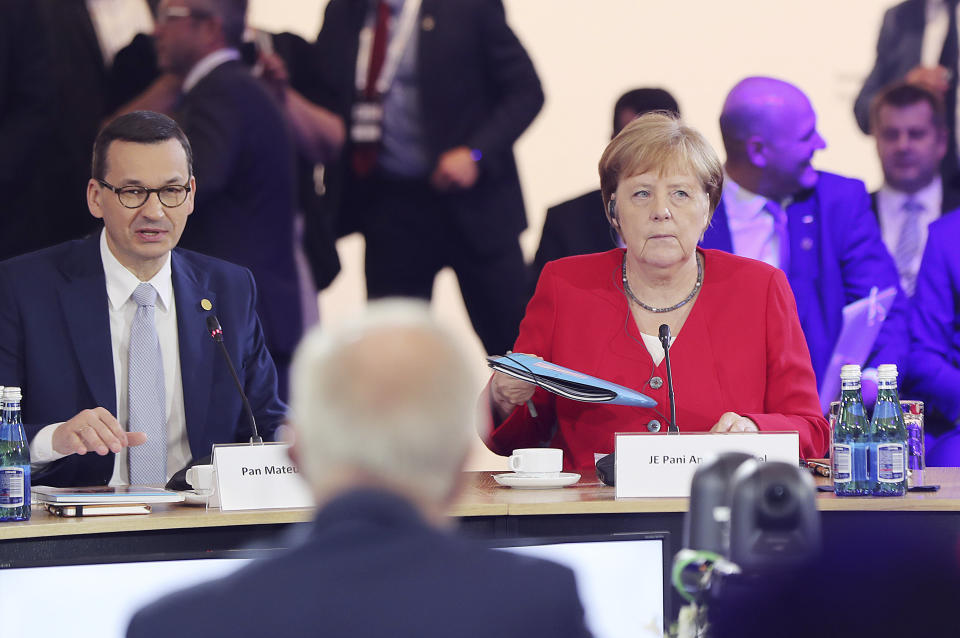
[701,77,909,400]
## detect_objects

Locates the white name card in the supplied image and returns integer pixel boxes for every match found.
[614,432,800,498]
[212,442,314,511]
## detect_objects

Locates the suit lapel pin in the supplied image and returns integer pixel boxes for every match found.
[201,298,213,311]
[802,215,814,224]
[422,15,435,31]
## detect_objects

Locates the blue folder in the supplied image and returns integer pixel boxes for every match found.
[487,353,657,408]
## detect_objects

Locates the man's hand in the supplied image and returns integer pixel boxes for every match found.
[430,146,479,191]
[710,411,759,433]
[52,408,147,456]
[905,64,951,97]
[257,50,290,102]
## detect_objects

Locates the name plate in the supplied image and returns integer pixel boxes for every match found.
[614,432,800,498]
[212,442,313,511]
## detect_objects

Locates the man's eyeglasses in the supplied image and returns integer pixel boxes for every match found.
[96,179,192,208]
[156,6,213,25]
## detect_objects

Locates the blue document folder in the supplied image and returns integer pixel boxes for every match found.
[487,353,657,408]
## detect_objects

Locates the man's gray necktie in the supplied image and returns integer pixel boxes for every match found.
[896,199,924,296]
[766,200,790,272]
[127,282,167,485]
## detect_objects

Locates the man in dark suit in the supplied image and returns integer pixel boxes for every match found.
[126,299,592,638]
[313,0,544,356]
[908,210,960,463]
[703,77,909,399]
[854,0,960,178]
[531,88,680,287]
[30,0,156,257]
[151,0,301,396]
[0,111,286,487]
[0,0,55,259]
[869,82,960,296]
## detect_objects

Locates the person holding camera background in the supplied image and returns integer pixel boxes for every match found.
[483,112,829,474]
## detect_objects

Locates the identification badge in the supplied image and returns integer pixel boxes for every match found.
[351,100,384,143]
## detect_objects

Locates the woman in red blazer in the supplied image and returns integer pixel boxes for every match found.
[485,113,829,473]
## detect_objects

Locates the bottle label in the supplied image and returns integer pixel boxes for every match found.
[877,443,906,483]
[0,466,25,507]
[833,444,852,481]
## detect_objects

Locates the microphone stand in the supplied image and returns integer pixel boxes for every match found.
[659,324,679,434]
[206,315,263,444]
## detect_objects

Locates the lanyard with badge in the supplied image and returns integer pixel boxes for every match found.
[351,0,423,145]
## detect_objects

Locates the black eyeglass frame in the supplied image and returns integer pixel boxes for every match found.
[96,179,192,209]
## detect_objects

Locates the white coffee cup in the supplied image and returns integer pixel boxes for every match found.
[185,464,216,494]
[508,448,563,477]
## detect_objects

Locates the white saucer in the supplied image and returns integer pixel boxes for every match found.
[180,490,213,506]
[493,472,581,489]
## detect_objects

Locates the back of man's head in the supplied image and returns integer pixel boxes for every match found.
[92,111,194,180]
[613,88,680,136]
[289,299,477,507]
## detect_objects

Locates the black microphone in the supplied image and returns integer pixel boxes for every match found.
[206,315,262,444]
[659,324,679,434]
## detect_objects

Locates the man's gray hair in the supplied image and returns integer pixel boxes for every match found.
[289,299,477,503]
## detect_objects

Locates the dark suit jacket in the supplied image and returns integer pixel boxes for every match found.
[174,60,302,360]
[701,172,910,389]
[0,0,56,259]
[34,0,112,244]
[126,489,593,638]
[531,189,615,288]
[907,210,960,429]
[854,0,926,134]
[0,235,287,487]
[313,0,544,249]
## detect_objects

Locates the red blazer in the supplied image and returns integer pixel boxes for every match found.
[487,249,829,473]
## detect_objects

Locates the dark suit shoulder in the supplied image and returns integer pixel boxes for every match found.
[0,237,95,279]
[546,189,604,218]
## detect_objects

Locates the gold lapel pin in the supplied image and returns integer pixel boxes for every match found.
[200,298,213,311]
[422,15,435,31]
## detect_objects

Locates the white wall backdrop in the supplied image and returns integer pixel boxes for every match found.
[248,0,893,470]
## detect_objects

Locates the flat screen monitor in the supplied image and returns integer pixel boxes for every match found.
[0,532,669,638]
[493,532,669,638]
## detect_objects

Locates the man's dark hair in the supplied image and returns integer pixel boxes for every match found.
[613,88,681,134]
[91,111,193,180]
[869,82,946,133]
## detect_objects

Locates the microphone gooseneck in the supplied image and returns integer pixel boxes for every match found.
[659,324,679,434]
[206,315,262,444]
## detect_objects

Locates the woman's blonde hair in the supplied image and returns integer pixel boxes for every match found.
[598,112,723,223]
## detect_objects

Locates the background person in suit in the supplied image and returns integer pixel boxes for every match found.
[311,0,544,356]
[907,210,960,464]
[0,111,286,488]
[854,0,960,180]
[531,88,681,290]
[126,299,593,638]
[149,0,302,397]
[702,77,909,398]
[869,82,959,296]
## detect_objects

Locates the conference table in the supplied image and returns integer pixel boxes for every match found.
[3,468,960,568]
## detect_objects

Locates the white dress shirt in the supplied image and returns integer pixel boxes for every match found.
[923,0,960,154]
[720,177,790,270]
[30,231,192,485]
[85,0,154,68]
[876,177,943,295]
